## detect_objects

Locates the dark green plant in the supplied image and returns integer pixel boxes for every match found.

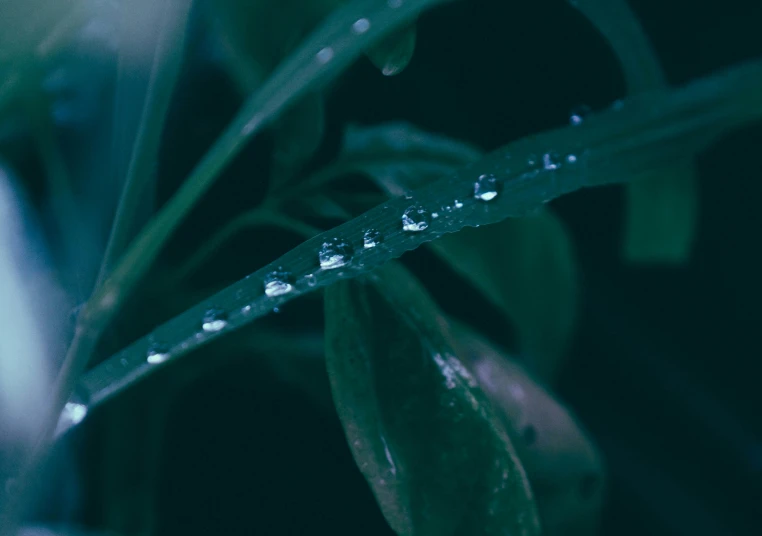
[0,0,761,534]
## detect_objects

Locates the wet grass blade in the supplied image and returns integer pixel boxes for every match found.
[65,59,762,429]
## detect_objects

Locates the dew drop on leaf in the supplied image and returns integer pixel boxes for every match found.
[316,47,334,64]
[60,401,87,426]
[352,18,370,34]
[543,152,561,170]
[474,173,502,201]
[264,269,294,297]
[569,104,591,126]
[146,342,171,364]
[402,205,431,231]
[201,309,228,333]
[363,229,382,249]
[319,238,354,269]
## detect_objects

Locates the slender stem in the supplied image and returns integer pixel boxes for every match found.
[96,0,192,285]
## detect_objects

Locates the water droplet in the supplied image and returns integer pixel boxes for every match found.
[542,152,561,170]
[454,200,463,209]
[569,104,591,126]
[363,229,382,249]
[474,173,502,201]
[566,153,578,163]
[264,269,293,297]
[352,18,370,34]
[402,205,430,232]
[146,342,171,364]
[241,305,252,315]
[319,238,354,269]
[431,212,439,218]
[58,399,88,431]
[304,273,317,286]
[316,47,334,63]
[201,309,228,333]
[273,307,280,314]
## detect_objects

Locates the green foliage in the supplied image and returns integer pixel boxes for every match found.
[325,262,541,535]
[3,0,762,534]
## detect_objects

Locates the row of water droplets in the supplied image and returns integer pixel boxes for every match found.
[315,0,405,67]
[58,141,579,432]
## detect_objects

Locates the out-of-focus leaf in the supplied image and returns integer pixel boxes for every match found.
[623,161,698,263]
[340,122,482,169]
[569,0,697,263]
[430,212,578,382]
[337,122,578,380]
[325,262,540,536]
[210,0,345,79]
[451,321,606,536]
[366,24,417,76]
[0,161,66,483]
[271,92,325,191]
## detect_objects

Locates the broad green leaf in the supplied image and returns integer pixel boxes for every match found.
[325,262,540,536]
[569,0,697,263]
[366,24,417,76]
[339,122,577,380]
[430,212,578,382]
[451,321,605,536]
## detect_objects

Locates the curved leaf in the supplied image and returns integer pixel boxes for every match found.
[325,262,540,535]
[451,321,606,536]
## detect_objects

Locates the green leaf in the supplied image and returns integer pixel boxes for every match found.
[366,24,417,76]
[451,322,605,536]
[431,212,578,382]
[338,122,577,381]
[325,262,540,535]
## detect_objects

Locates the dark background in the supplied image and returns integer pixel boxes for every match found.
[20,0,762,534]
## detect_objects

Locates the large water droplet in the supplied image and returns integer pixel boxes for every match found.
[319,238,354,270]
[146,342,170,364]
[316,47,334,63]
[566,153,578,163]
[304,273,317,287]
[474,173,502,201]
[454,199,464,209]
[352,18,370,34]
[402,205,430,232]
[202,309,228,332]
[62,401,87,425]
[363,229,382,249]
[264,269,293,297]
[569,104,591,126]
[56,392,89,435]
